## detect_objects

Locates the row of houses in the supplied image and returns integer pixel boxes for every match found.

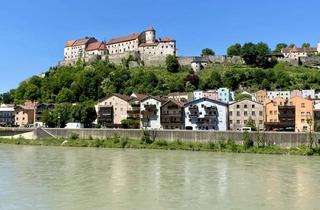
[0,102,54,127]
[95,91,320,132]
[2,88,320,132]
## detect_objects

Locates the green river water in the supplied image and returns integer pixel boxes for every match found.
[0,145,319,210]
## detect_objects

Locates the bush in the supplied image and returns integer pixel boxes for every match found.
[166,55,180,73]
[141,130,154,144]
[70,133,79,140]
[242,132,254,149]
[120,138,128,148]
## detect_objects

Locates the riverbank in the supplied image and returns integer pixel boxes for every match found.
[0,136,319,156]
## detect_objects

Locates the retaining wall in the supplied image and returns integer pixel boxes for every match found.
[44,128,316,148]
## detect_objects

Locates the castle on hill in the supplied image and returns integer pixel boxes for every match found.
[60,27,177,67]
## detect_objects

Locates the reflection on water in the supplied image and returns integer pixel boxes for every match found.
[0,145,320,210]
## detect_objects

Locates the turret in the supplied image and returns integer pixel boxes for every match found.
[146,27,156,44]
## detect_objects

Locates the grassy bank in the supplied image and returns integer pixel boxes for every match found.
[0,136,319,156]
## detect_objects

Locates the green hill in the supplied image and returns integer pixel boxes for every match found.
[1,60,320,105]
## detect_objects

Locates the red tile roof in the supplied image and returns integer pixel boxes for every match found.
[162,99,185,108]
[86,41,106,51]
[65,37,96,47]
[65,40,76,47]
[106,33,141,45]
[282,47,317,53]
[159,38,176,42]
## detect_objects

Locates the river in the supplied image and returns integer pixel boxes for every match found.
[0,145,319,210]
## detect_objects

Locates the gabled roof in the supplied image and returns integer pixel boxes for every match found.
[86,41,106,51]
[65,37,96,47]
[140,95,162,102]
[99,94,131,103]
[184,97,228,107]
[106,33,141,45]
[159,38,176,42]
[15,105,34,110]
[161,99,185,108]
[131,93,148,101]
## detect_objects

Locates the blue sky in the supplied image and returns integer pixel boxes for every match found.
[0,0,319,93]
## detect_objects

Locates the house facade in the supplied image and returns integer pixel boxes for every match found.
[161,99,184,129]
[229,99,264,131]
[217,88,235,103]
[96,94,131,126]
[281,44,320,60]
[168,92,192,103]
[267,91,291,100]
[0,104,15,126]
[184,98,228,131]
[288,96,313,132]
[255,90,268,104]
[14,105,35,127]
[140,96,162,129]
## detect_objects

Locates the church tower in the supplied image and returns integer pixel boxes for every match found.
[146,27,156,43]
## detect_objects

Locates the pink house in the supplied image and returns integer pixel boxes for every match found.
[203,90,218,100]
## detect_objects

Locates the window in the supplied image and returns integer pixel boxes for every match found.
[301,119,305,123]
[259,111,263,116]
[252,111,255,116]
[244,104,247,108]
[274,111,277,115]
[229,111,233,116]
[244,120,247,124]
[252,104,255,108]
[301,103,305,108]
[230,120,233,124]
[259,120,263,124]
[270,111,272,115]
[236,105,240,108]
[244,111,248,116]
[236,120,240,124]
[237,111,240,116]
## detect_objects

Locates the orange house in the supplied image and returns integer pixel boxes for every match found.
[288,96,314,132]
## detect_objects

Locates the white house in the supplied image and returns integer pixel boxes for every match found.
[267,91,291,100]
[302,89,315,99]
[140,96,162,129]
[184,98,228,131]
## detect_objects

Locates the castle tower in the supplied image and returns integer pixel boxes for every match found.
[146,27,156,44]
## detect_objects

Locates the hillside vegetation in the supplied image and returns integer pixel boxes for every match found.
[1,61,320,105]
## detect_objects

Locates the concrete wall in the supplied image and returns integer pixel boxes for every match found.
[0,128,317,147]
[42,128,314,148]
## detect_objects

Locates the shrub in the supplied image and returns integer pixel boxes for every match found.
[242,132,254,149]
[120,138,128,148]
[70,133,79,140]
[141,130,154,144]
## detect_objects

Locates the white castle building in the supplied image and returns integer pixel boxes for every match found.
[60,27,176,66]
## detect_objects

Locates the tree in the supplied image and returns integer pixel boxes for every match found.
[288,43,296,48]
[165,55,180,73]
[302,43,311,48]
[201,48,215,56]
[245,117,257,131]
[241,42,276,68]
[227,43,242,56]
[235,93,252,101]
[56,88,75,103]
[241,42,257,65]
[71,101,97,128]
[273,43,288,53]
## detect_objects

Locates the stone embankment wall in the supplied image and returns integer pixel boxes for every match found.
[45,128,315,148]
[1,128,317,147]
